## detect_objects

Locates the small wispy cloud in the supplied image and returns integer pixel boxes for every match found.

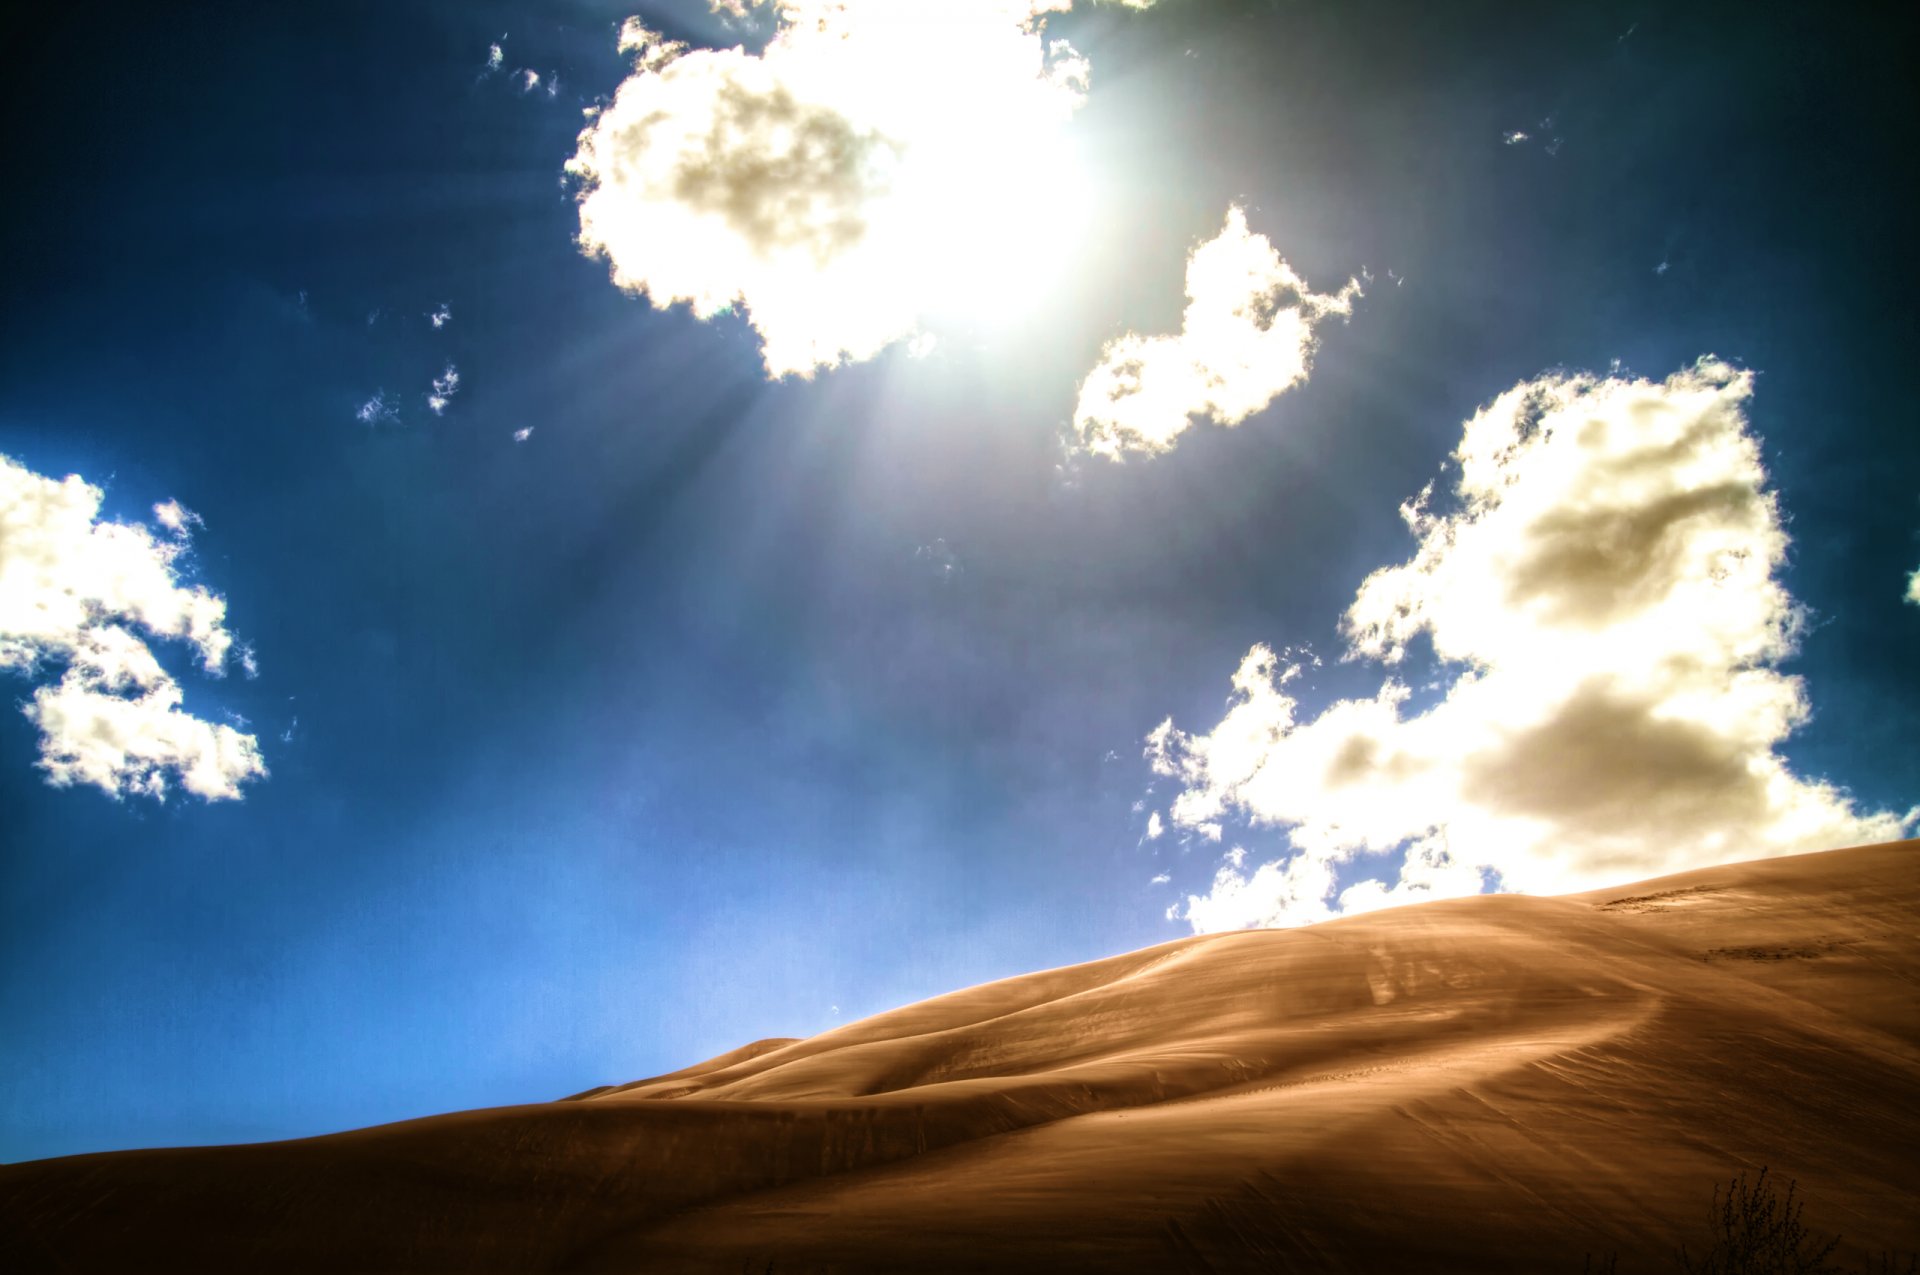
[513,426,534,443]
[151,500,202,538]
[1505,120,1563,154]
[355,392,399,425]
[429,303,451,329]
[915,538,961,582]
[427,365,460,416]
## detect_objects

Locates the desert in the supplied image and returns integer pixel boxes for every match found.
[5,839,1915,1272]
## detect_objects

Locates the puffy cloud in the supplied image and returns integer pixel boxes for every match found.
[429,302,451,329]
[0,454,264,801]
[1907,564,1920,606]
[1073,207,1360,458]
[1153,359,1908,931]
[1144,810,1164,840]
[567,2,1155,377]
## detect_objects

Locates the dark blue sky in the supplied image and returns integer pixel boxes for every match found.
[2,0,1915,1162]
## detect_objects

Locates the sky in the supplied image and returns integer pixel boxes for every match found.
[2,0,1916,1163]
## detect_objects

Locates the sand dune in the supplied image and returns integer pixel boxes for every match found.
[4,840,1916,1272]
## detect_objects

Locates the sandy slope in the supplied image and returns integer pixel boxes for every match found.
[3,840,1916,1273]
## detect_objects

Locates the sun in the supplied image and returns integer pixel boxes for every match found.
[570,0,1109,375]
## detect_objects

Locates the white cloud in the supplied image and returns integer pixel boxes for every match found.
[429,302,451,329]
[518,69,541,94]
[915,537,961,582]
[1072,206,1360,458]
[0,454,264,801]
[1153,359,1908,931]
[513,426,534,443]
[1150,871,1170,885]
[355,392,398,425]
[487,42,504,72]
[428,364,460,415]
[1144,809,1164,840]
[1908,568,1920,605]
[567,2,1155,377]
[151,499,201,537]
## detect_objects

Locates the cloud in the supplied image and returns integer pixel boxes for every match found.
[513,426,534,443]
[709,0,765,26]
[1908,567,1920,606]
[1144,810,1164,840]
[429,303,451,329]
[0,454,264,801]
[1072,206,1360,458]
[915,537,961,582]
[567,1,1155,377]
[1150,359,1908,930]
[427,364,460,415]
[151,499,201,537]
[355,392,398,425]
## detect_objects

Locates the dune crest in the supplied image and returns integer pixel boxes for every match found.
[4,840,1917,1273]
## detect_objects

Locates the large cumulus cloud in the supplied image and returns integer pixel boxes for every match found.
[0,454,264,801]
[568,1,1154,377]
[1148,359,1909,930]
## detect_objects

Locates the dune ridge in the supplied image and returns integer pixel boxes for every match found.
[3,840,1916,1272]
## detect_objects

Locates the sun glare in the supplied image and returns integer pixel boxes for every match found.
[570,0,1106,374]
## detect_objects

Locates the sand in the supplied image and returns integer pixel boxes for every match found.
[3,839,1916,1272]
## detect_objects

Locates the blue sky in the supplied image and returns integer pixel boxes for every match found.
[2,0,1916,1162]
